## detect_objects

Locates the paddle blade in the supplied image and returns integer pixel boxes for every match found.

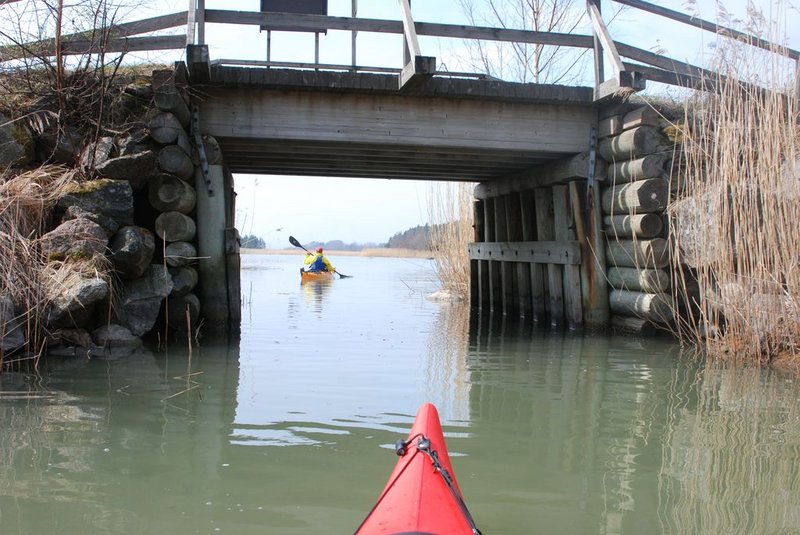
[335,271,352,279]
[288,236,302,248]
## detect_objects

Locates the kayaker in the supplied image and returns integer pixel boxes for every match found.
[304,246,335,273]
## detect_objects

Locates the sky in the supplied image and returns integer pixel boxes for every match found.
[13,0,797,245]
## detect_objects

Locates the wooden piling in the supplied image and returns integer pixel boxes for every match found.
[608,266,670,293]
[470,199,480,307]
[534,188,563,326]
[484,198,502,312]
[609,289,673,323]
[473,199,489,309]
[149,173,197,213]
[154,85,191,127]
[606,238,669,269]
[505,192,529,319]
[607,153,671,183]
[570,180,609,330]
[157,145,194,181]
[155,211,196,242]
[494,195,515,315]
[603,213,663,239]
[149,112,187,145]
[553,185,582,329]
[598,126,670,161]
[601,177,669,214]
[520,190,545,322]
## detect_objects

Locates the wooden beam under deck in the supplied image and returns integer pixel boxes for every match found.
[468,241,581,265]
[199,80,595,180]
[215,138,551,180]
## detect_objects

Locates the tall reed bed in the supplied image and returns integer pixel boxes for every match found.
[667,16,799,366]
[426,182,475,300]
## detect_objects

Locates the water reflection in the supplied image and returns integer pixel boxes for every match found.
[461,315,800,533]
[0,345,240,534]
[301,279,333,314]
[2,255,800,534]
[659,365,800,533]
[424,301,472,421]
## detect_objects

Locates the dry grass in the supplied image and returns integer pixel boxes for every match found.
[666,9,799,366]
[426,182,475,300]
[0,165,77,364]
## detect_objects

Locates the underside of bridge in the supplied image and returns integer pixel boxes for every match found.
[185,64,615,331]
[196,67,596,182]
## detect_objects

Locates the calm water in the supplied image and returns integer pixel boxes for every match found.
[1,254,799,534]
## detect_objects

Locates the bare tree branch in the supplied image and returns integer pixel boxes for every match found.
[455,0,591,84]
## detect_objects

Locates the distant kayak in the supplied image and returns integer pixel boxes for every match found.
[356,403,481,534]
[300,269,335,284]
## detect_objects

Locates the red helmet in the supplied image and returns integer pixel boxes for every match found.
[315,246,323,253]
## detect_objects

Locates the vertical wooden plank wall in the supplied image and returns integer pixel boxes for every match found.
[519,190,545,322]
[534,188,564,326]
[469,162,596,328]
[506,193,531,319]
[484,198,502,312]
[494,195,515,315]
[471,199,487,308]
[553,186,582,329]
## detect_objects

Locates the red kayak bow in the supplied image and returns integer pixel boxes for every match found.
[356,403,481,534]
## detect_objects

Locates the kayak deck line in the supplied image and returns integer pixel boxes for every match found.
[355,403,481,535]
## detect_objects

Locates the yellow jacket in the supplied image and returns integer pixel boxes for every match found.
[304,252,335,272]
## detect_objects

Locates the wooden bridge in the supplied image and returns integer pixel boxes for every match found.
[3,0,796,334]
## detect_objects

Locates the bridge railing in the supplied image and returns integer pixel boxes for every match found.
[1,0,797,98]
[191,0,798,97]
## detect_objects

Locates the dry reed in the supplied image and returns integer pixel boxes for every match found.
[0,165,77,363]
[426,182,475,300]
[666,10,799,366]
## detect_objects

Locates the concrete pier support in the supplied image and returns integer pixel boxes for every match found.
[194,164,230,329]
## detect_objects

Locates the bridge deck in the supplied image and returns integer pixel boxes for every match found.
[198,68,596,181]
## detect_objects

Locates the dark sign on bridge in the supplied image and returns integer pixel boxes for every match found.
[259,0,328,32]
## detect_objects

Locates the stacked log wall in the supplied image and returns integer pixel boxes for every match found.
[149,74,202,332]
[0,65,240,356]
[597,104,676,335]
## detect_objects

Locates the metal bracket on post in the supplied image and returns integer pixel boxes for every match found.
[587,126,597,189]
[191,104,213,196]
[583,125,597,229]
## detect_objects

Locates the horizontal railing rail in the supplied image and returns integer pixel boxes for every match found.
[1,0,795,96]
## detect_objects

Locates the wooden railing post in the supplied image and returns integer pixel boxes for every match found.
[588,0,604,94]
[197,0,205,45]
[397,0,435,90]
[187,0,205,46]
[351,0,358,70]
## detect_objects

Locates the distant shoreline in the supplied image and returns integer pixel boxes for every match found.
[242,248,433,259]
